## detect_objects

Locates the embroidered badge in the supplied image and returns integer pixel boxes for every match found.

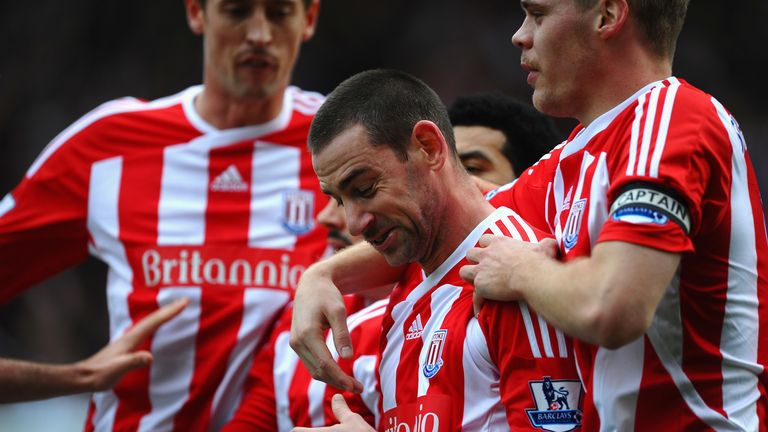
[562,198,586,251]
[422,330,447,379]
[282,189,315,235]
[526,377,583,432]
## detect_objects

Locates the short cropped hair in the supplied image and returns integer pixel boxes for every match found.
[576,0,690,59]
[309,69,456,161]
[198,0,312,10]
[448,93,562,175]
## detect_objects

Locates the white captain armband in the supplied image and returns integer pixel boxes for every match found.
[609,182,691,235]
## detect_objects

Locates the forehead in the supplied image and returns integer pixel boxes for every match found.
[454,125,507,155]
[312,125,391,191]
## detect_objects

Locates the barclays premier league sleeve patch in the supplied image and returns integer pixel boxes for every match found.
[609,182,691,234]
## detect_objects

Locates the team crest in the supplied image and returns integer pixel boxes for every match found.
[282,189,315,235]
[422,329,447,379]
[526,377,583,432]
[562,198,586,251]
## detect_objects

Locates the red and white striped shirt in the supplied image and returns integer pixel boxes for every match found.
[0,85,329,431]
[378,207,581,431]
[224,297,387,431]
[490,77,768,431]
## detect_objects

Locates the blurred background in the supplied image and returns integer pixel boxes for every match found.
[0,0,766,429]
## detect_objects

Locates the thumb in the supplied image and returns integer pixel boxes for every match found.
[117,351,154,373]
[330,394,354,422]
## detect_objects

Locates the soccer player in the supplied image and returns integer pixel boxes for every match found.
[0,299,186,403]
[295,69,580,431]
[0,0,329,429]
[291,1,768,430]
[449,92,562,185]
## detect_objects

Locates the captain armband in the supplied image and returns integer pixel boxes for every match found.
[608,182,691,235]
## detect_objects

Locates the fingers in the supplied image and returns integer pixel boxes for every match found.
[327,305,353,359]
[472,291,486,316]
[477,233,497,248]
[291,330,362,394]
[121,298,188,348]
[539,238,560,258]
[459,263,477,284]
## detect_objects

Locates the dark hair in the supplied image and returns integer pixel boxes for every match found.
[309,69,455,161]
[575,0,690,59]
[198,0,312,10]
[448,92,562,175]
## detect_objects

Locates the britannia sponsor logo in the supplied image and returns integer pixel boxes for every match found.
[526,377,583,432]
[140,248,307,290]
[383,395,451,432]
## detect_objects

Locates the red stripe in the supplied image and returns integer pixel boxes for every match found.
[288,358,315,426]
[172,144,252,431]
[111,145,166,431]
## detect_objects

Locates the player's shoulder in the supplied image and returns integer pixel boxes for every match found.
[288,86,326,116]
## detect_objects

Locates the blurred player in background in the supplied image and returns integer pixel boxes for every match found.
[449,92,561,185]
[0,0,329,429]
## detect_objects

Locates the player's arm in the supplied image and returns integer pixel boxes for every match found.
[463,238,679,348]
[290,242,403,392]
[0,299,187,403]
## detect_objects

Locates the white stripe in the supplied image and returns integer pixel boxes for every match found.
[592,338,645,431]
[715,98,762,430]
[649,82,680,177]
[636,86,662,176]
[209,289,291,430]
[416,284,463,397]
[274,331,299,432]
[509,210,539,242]
[307,374,328,426]
[499,217,524,241]
[626,93,646,176]
[552,168,566,244]
[249,142,301,249]
[555,329,568,358]
[381,301,412,411]
[0,194,15,218]
[545,182,555,235]
[537,315,555,358]
[518,302,542,358]
[157,142,209,245]
[353,355,381,427]
[587,153,610,248]
[573,151,595,212]
[138,288,202,432]
[461,319,509,431]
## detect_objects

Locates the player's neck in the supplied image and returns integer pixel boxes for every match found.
[194,84,286,130]
[420,175,495,275]
[579,49,672,126]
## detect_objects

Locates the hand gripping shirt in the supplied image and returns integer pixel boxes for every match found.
[0,85,329,431]
[223,297,387,431]
[378,207,581,432]
[490,77,768,431]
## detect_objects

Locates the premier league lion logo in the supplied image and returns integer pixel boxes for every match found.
[526,377,583,432]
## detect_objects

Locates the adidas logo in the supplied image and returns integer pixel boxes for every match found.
[211,165,248,192]
[405,314,424,340]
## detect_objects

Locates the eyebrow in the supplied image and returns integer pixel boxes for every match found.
[459,150,492,162]
[338,167,369,192]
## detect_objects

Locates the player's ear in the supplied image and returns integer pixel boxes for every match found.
[302,0,321,41]
[411,120,448,172]
[185,0,205,35]
[596,0,629,40]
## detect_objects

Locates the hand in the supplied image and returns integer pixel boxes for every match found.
[461,234,558,309]
[291,394,375,432]
[75,298,188,391]
[290,265,363,393]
